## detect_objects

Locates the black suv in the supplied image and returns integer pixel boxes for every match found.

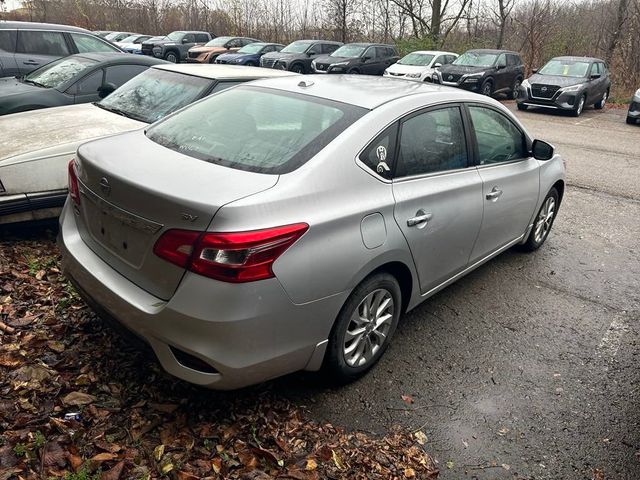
[141,31,211,63]
[259,40,342,74]
[433,49,524,98]
[0,21,122,77]
[517,56,611,117]
[312,43,399,75]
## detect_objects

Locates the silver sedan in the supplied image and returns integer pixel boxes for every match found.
[59,76,565,389]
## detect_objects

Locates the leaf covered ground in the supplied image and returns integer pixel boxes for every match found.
[0,231,439,480]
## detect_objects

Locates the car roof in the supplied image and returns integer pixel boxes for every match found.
[67,52,164,65]
[344,42,396,47]
[551,56,604,63]
[467,48,520,55]
[248,75,486,109]
[290,39,342,45]
[151,63,298,80]
[0,20,91,33]
[405,50,458,56]
[171,30,209,34]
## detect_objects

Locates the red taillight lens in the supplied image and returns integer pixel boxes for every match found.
[68,159,81,206]
[153,223,309,283]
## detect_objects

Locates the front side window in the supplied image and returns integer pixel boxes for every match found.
[307,44,321,55]
[496,54,507,67]
[146,86,366,174]
[17,30,70,56]
[23,56,96,89]
[182,34,195,43]
[71,33,119,53]
[96,68,212,123]
[104,64,148,87]
[396,106,468,177]
[468,106,526,165]
[590,62,600,75]
[0,30,17,53]
[71,69,103,95]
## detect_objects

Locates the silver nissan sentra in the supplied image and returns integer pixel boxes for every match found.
[59,75,565,389]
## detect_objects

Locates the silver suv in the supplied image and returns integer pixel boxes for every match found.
[60,76,565,390]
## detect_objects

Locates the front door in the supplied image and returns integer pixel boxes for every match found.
[392,105,484,293]
[466,104,540,262]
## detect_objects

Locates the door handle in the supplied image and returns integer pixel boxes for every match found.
[407,212,432,227]
[486,187,503,200]
[23,60,39,65]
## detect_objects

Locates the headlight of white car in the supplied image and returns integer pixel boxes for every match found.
[561,84,584,93]
[311,60,317,67]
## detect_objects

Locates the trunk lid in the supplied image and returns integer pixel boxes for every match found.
[74,129,279,300]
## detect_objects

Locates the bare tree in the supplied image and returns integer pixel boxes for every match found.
[492,0,514,49]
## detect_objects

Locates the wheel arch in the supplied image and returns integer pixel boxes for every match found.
[552,179,565,206]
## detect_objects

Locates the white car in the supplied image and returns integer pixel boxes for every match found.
[0,65,296,225]
[383,50,458,82]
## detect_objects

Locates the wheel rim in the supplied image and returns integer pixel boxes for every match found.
[343,289,394,367]
[600,92,607,107]
[292,65,303,73]
[513,80,521,98]
[483,83,492,96]
[577,97,584,115]
[533,196,556,244]
[167,53,177,63]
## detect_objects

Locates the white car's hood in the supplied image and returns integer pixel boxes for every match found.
[386,63,432,75]
[0,103,145,164]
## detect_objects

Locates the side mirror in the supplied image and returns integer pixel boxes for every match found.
[433,62,442,68]
[496,63,506,70]
[531,68,538,73]
[182,38,190,44]
[362,56,371,62]
[98,82,117,99]
[532,139,554,161]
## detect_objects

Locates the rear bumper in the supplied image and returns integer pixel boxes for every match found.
[0,189,66,224]
[58,202,345,390]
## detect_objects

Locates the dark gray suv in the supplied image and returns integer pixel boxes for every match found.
[517,56,612,117]
[312,43,399,75]
[433,49,524,99]
[140,31,212,63]
[260,39,342,73]
[0,21,122,77]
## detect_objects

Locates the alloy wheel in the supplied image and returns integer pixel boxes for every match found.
[576,96,585,116]
[599,91,607,108]
[343,288,394,367]
[534,196,556,244]
[482,82,492,96]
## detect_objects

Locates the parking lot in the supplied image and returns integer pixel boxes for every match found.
[278,103,640,479]
[2,101,638,480]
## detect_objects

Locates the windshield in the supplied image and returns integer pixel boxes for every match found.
[205,36,233,47]
[146,86,366,174]
[97,68,212,123]
[238,43,265,54]
[119,35,141,44]
[398,53,435,66]
[281,41,312,54]
[105,32,130,42]
[24,56,96,89]
[453,52,498,67]
[331,45,366,58]
[538,60,590,77]
[166,32,184,41]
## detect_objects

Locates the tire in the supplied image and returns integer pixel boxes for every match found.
[324,273,402,383]
[208,54,219,64]
[519,188,559,252]
[481,79,493,97]
[517,103,528,111]
[164,51,178,63]
[347,68,360,74]
[245,61,257,67]
[572,94,586,117]
[508,78,522,100]
[594,90,608,109]
[627,116,637,125]
[290,63,305,74]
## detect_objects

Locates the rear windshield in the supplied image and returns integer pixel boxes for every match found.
[146,86,367,174]
[24,56,96,89]
[97,68,212,123]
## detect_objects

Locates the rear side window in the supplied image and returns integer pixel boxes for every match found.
[71,33,119,53]
[17,30,69,56]
[104,64,148,87]
[396,106,468,177]
[322,43,339,54]
[0,30,17,53]
[468,106,526,165]
[359,123,398,179]
[195,34,209,43]
[146,86,367,174]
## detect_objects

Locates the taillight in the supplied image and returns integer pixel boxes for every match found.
[68,159,81,206]
[153,223,309,283]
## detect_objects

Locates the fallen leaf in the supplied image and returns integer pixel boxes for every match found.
[153,444,164,462]
[305,458,317,471]
[91,452,116,462]
[401,394,415,405]
[414,431,427,445]
[331,450,346,470]
[101,460,125,480]
[42,442,66,467]
[404,467,416,478]
[62,391,96,406]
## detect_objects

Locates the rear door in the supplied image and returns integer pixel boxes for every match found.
[392,104,484,293]
[466,104,539,262]
[0,30,19,77]
[15,29,71,74]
